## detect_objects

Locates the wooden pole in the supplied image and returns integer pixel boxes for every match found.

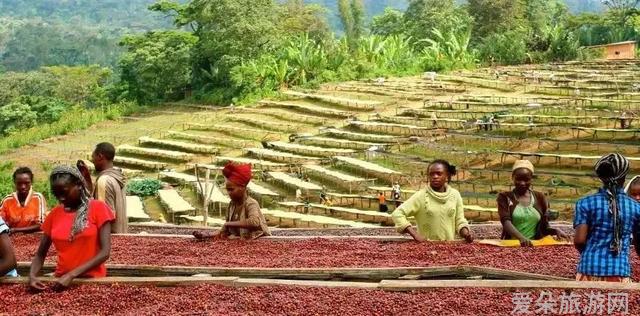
[203,169,211,227]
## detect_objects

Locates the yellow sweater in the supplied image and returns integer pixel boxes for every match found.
[392,185,469,241]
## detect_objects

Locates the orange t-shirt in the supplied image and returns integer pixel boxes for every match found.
[41,200,114,278]
[0,191,46,228]
[378,194,386,204]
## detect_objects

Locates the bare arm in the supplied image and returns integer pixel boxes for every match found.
[503,220,533,246]
[193,229,226,240]
[223,220,260,230]
[29,235,52,290]
[392,191,424,242]
[634,224,640,257]
[0,233,16,276]
[76,160,94,193]
[455,195,472,243]
[10,225,41,234]
[574,224,589,253]
[403,226,425,242]
[193,220,258,240]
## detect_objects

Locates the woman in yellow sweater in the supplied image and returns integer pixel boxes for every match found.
[392,159,473,242]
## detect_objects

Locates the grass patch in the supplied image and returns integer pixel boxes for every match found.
[0,102,143,155]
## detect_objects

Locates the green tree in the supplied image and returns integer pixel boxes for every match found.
[278,0,331,41]
[524,0,571,51]
[0,71,57,106]
[0,102,38,135]
[1,20,121,72]
[603,0,640,25]
[546,25,580,61]
[151,0,282,92]
[371,7,405,36]
[338,0,366,49]
[526,0,568,31]
[14,96,70,123]
[478,30,529,65]
[43,65,112,106]
[420,28,476,71]
[188,0,280,86]
[118,31,197,104]
[467,0,526,40]
[403,0,471,46]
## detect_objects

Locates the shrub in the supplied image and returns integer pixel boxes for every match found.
[478,30,529,65]
[126,178,163,197]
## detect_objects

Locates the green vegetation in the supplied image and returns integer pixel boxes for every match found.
[0,102,139,155]
[0,19,123,71]
[127,179,164,197]
[123,0,633,105]
[0,0,639,146]
[0,65,139,139]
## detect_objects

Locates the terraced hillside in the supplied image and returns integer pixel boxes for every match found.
[4,60,640,230]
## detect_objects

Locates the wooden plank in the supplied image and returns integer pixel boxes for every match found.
[14,264,568,283]
[233,278,379,289]
[461,266,569,281]
[1,276,238,286]
[379,280,640,291]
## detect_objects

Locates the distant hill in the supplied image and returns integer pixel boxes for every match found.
[0,0,174,31]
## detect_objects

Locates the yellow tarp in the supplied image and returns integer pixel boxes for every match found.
[478,236,571,247]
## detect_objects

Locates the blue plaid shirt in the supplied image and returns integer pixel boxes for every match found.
[574,188,640,277]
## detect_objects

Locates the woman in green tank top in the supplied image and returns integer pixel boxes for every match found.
[497,160,568,246]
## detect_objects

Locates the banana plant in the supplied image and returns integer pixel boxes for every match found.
[382,35,416,71]
[283,35,328,85]
[356,35,387,65]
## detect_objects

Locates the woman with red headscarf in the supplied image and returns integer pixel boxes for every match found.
[193,162,271,240]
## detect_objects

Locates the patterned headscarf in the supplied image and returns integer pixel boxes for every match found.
[595,153,630,256]
[50,165,91,241]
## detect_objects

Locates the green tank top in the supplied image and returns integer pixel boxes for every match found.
[511,193,541,240]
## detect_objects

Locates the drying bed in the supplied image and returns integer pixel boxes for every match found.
[12,235,634,280]
[1,284,638,316]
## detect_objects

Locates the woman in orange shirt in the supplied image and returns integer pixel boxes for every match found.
[0,167,47,233]
[29,165,114,291]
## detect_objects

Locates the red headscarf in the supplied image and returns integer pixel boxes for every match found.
[222,162,252,187]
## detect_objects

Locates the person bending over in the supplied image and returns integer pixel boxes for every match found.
[29,166,114,291]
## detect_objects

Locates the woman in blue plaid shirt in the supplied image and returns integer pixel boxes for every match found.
[574,153,640,282]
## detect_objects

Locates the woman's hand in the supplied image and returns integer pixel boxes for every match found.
[192,231,215,241]
[406,227,425,242]
[28,276,47,291]
[519,238,534,247]
[193,230,226,241]
[460,227,474,243]
[52,273,74,292]
[555,229,569,241]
